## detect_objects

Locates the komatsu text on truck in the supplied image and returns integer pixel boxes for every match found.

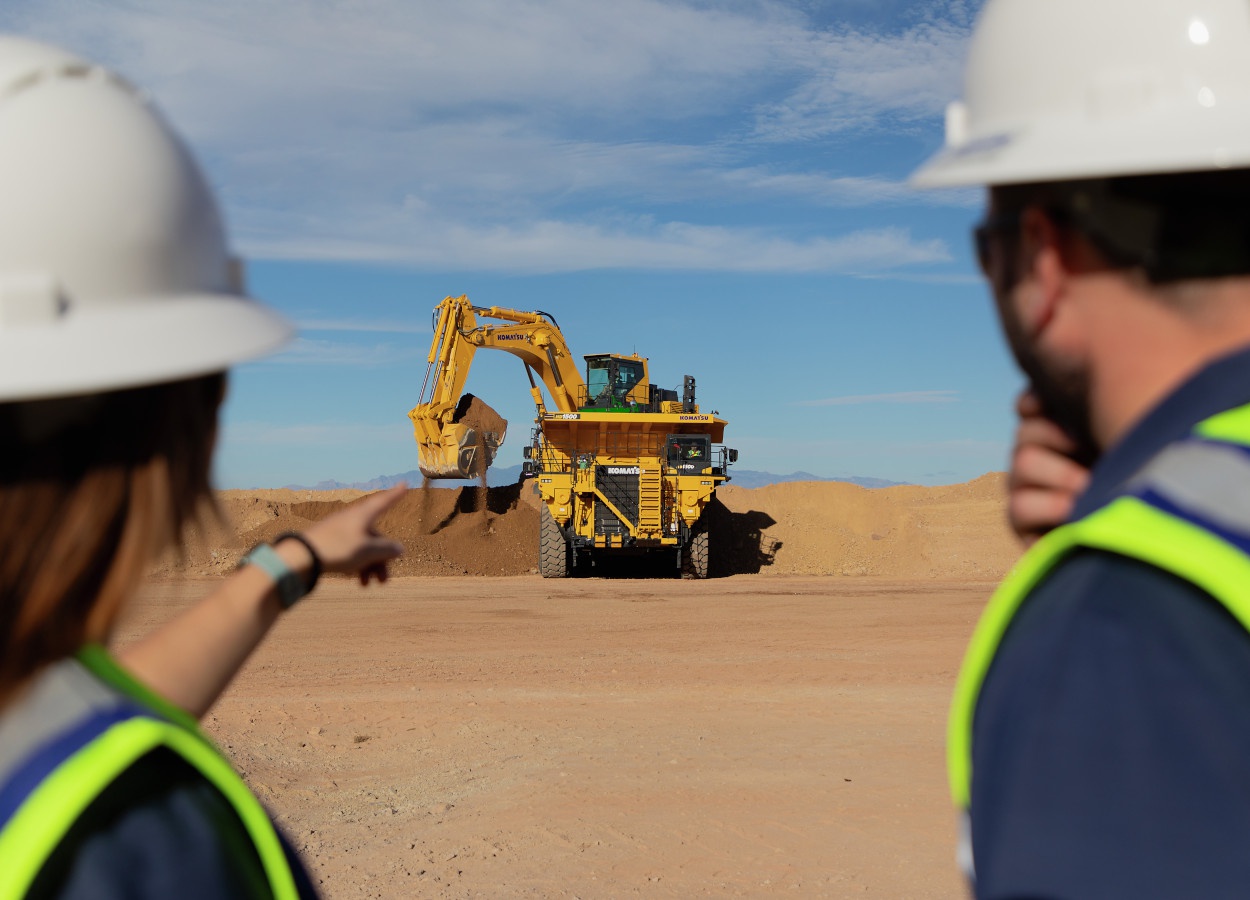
[408,295,737,578]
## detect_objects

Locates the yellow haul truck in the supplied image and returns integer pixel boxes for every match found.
[408,295,737,578]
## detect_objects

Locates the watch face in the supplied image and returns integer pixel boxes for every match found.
[277,569,305,608]
[243,543,305,608]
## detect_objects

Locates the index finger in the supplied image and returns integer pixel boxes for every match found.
[355,483,408,522]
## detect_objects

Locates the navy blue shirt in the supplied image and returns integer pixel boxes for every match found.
[29,748,320,899]
[971,346,1250,899]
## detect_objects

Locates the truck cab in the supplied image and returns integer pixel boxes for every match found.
[667,434,711,473]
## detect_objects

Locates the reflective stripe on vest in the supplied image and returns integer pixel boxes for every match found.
[0,648,299,900]
[948,405,1250,810]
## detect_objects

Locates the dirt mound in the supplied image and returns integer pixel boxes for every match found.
[156,473,1020,580]
[155,482,540,578]
[711,472,1017,578]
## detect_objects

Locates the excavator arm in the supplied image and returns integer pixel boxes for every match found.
[408,295,587,479]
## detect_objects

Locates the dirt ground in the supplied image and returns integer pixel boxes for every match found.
[118,576,989,899]
[120,476,1021,898]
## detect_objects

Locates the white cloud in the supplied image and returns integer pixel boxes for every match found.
[251,220,950,274]
[10,0,783,137]
[299,318,429,334]
[2,0,972,274]
[720,167,977,207]
[263,338,421,367]
[222,421,405,446]
[794,390,959,407]
[857,271,983,285]
[752,4,976,141]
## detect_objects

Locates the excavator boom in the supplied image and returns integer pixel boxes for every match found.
[409,295,585,479]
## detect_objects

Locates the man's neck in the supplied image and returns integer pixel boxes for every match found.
[1088,278,1250,450]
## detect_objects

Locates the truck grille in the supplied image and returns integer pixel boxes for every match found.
[596,465,639,528]
[594,500,628,537]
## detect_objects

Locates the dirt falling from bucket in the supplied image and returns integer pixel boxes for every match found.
[419,475,435,535]
[476,434,493,535]
[454,393,507,537]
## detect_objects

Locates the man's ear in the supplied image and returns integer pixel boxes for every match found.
[1015,207,1071,339]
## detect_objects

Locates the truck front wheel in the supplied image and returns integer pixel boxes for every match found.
[539,503,571,578]
[682,520,710,579]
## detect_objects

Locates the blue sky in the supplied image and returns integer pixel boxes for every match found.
[4,0,1022,487]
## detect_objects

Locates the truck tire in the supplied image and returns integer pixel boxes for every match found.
[539,503,570,578]
[682,521,710,579]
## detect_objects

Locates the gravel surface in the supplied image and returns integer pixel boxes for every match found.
[128,475,1019,896]
[119,574,989,898]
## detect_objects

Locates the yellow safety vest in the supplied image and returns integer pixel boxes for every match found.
[0,646,300,900]
[949,403,1250,809]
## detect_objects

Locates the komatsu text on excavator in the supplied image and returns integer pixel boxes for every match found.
[408,295,737,577]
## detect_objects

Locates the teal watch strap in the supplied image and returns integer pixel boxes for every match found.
[240,543,307,609]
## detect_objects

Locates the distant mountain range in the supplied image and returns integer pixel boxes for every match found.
[283,466,907,491]
[723,469,906,490]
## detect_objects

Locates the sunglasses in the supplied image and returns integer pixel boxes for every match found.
[972,210,1023,275]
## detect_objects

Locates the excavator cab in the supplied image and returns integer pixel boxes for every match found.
[583,354,646,410]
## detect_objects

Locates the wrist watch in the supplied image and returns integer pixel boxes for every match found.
[239,543,308,609]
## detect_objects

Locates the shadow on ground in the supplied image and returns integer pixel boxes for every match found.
[430,482,525,533]
[705,497,780,577]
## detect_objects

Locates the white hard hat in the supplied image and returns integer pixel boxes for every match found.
[0,35,291,402]
[912,0,1250,188]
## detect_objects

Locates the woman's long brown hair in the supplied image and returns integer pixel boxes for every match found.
[0,373,225,705]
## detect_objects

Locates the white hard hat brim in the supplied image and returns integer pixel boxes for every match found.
[0,294,293,402]
[914,103,1250,189]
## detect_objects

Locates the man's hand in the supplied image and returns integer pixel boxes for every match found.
[1008,391,1091,546]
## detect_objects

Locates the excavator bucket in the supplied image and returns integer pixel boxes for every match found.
[417,422,503,479]
[414,393,508,480]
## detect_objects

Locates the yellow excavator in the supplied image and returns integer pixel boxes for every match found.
[408,295,736,577]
